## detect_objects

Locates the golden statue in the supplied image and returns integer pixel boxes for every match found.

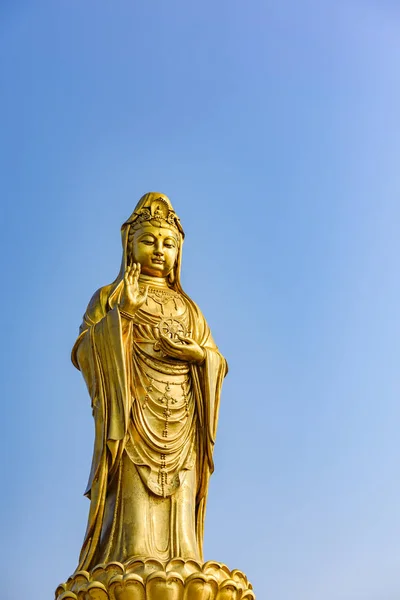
[56,193,255,600]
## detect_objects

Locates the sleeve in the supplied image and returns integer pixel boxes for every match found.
[71,287,134,492]
[71,287,134,572]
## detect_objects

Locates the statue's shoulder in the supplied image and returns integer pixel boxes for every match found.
[83,284,114,328]
[72,284,115,369]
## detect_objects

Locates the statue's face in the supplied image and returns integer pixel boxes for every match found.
[132,224,179,277]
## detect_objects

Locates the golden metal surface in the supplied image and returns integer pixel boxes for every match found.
[56,559,255,600]
[56,193,254,599]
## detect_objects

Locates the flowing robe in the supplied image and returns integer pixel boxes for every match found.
[72,282,227,571]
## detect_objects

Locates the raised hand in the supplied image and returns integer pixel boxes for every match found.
[156,334,205,364]
[119,263,148,316]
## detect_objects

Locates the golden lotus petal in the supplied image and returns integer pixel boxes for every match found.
[168,558,201,577]
[216,580,240,600]
[184,573,219,600]
[84,581,109,600]
[109,574,145,600]
[130,558,164,572]
[146,572,184,600]
[240,590,256,600]
[230,571,250,588]
[69,571,91,595]
[55,583,68,596]
[58,592,78,600]
[202,562,231,583]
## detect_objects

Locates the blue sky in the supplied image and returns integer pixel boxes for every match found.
[2,1,400,598]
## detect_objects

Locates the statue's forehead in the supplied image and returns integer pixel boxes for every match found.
[133,223,179,240]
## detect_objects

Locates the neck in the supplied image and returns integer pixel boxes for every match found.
[139,273,169,288]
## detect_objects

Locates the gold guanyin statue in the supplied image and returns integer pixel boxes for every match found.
[56,193,255,600]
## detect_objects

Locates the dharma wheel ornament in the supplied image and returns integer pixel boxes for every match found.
[56,193,255,599]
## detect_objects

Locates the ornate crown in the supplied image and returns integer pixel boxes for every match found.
[132,197,182,233]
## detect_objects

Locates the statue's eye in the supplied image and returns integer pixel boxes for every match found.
[141,239,154,246]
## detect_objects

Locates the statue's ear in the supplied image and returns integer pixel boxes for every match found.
[168,270,175,285]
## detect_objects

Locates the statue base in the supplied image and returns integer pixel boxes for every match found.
[55,557,255,599]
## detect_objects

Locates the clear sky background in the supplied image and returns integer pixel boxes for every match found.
[1,1,400,599]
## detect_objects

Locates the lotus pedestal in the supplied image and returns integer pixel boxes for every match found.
[56,557,255,600]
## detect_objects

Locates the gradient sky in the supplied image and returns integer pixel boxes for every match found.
[2,1,400,599]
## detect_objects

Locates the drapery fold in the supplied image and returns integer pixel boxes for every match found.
[72,288,226,572]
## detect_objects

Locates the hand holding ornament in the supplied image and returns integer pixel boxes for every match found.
[157,333,205,364]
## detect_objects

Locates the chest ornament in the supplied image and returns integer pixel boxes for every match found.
[145,287,181,314]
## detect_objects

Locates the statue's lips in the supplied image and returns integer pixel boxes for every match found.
[151,258,164,265]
